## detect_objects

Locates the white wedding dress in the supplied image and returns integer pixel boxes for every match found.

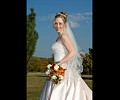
[39,42,92,100]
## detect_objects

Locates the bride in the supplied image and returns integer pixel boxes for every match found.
[39,11,92,100]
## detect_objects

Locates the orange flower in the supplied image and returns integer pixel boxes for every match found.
[61,72,64,76]
[55,71,59,75]
[58,68,64,73]
[46,63,66,84]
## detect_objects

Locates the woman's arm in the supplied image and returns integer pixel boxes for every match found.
[57,33,75,66]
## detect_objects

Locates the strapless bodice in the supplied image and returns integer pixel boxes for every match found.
[52,42,66,63]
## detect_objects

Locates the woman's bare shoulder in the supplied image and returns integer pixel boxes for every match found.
[61,32,70,41]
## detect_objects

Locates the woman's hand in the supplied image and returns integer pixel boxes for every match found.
[56,61,62,66]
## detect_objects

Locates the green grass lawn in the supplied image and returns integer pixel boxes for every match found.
[27,72,92,100]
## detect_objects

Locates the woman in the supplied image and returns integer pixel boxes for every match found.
[39,11,92,100]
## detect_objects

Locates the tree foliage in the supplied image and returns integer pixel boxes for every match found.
[27,8,38,64]
[27,56,49,72]
[82,48,93,74]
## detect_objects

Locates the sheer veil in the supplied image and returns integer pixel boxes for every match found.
[64,22,84,78]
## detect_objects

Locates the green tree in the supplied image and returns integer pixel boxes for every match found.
[82,48,93,74]
[27,8,38,65]
[27,56,49,72]
[89,48,93,59]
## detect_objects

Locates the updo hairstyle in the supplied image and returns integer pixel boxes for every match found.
[54,11,68,23]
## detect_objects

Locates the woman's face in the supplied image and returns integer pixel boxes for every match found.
[54,17,66,35]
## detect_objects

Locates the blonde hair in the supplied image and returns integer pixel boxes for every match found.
[54,11,68,23]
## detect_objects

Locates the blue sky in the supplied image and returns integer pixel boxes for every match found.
[27,0,92,58]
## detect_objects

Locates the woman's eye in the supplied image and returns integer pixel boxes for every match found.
[54,23,57,25]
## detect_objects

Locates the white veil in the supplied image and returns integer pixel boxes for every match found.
[64,22,84,77]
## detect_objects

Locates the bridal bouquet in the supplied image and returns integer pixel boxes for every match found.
[45,63,66,84]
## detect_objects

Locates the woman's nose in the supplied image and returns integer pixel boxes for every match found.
[57,24,60,27]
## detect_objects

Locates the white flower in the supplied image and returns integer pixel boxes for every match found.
[51,75,57,79]
[46,70,50,75]
[54,64,59,71]
[59,75,63,80]
[47,64,52,69]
